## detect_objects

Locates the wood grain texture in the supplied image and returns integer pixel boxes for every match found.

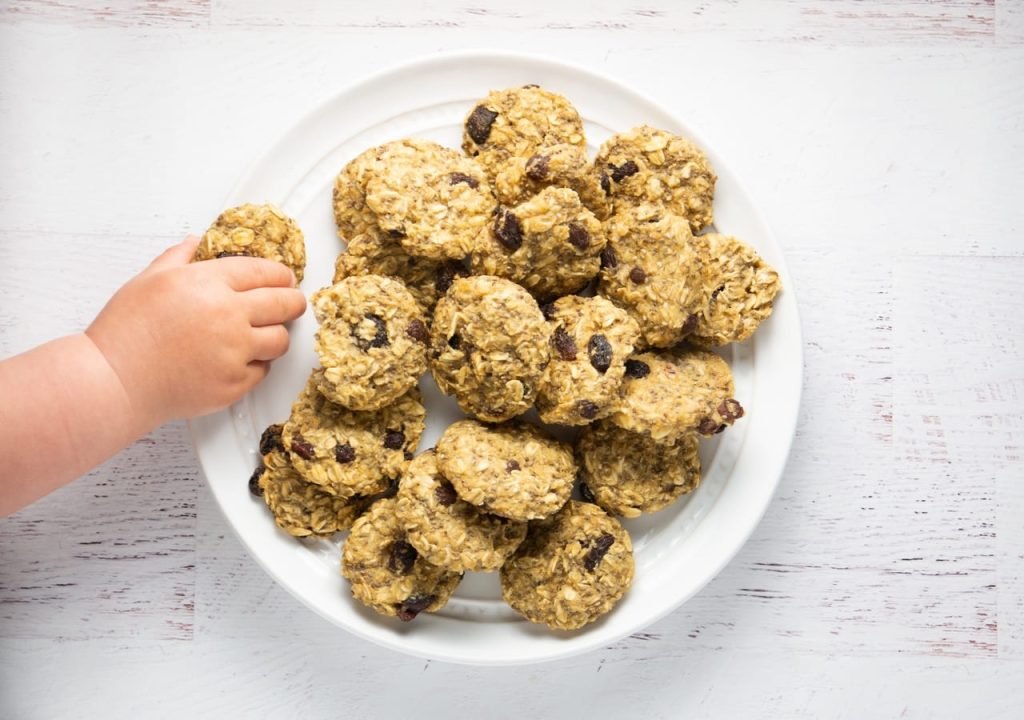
[1,3,1023,717]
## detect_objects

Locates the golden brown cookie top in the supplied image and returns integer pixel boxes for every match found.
[194,203,306,283]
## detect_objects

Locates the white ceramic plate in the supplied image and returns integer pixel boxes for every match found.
[190,51,802,665]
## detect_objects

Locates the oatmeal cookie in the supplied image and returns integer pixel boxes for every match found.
[494,143,611,219]
[282,370,425,498]
[395,451,527,572]
[435,419,575,522]
[342,497,462,621]
[332,231,467,317]
[595,125,716,233]
[577,422,701,518]
[251,424,366,537]
[598,204,707,348]
[500,500,634,630]
[194,203,306,283]
[611,349,743,442]
[470,186,606,300]
[692,233,782,346]
[363,139,496,260]
[462,85,586,185]
[429,275,549,422]
[312,275,429,411]
[333,145,386,242]
[535,295,640,426]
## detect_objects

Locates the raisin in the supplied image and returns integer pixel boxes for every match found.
[447,334,462,350]
[449,172,479,189]
[539,302,556,319]
[681,313,699,336]
[609,160,639,183]
[494,208,523,252]
[506,459,521,473]
[435,483,458,506]
[552,325,577,361]
[526,154,550,181]
[567,222,590,250]
[599,245,617,269]
[388,540,417,575]
[599,173,611,195]
[353,313,389,351]
[403,450,414,461]
[383,429,405,450]
[587,334,612,373]
[577,399,600,419]
[406,319,429,344]
[290,436,315,461]
[259,424,284,456]
[715,424,727,434]
[624,359,650,379]
[334,443,355,464]
[579,482,596,504]
[583,533,615,571]
[215,250,252,258]
[697,417,722,435]
[396,593,434,621]
[466,105,498,144]
[248,465,265,496]
[629,267,647,284]
[718,398,745,421]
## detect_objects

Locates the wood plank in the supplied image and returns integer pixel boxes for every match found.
[2,0,209,27]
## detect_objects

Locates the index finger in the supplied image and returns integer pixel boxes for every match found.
[212,256,296,291]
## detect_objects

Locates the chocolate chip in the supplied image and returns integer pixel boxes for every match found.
[248,465,264,496]
[335,442,355,464]
[435,483,458,506]
[447,334,462,350]
[568,222,590,250]
[290,436,315,461]
[466,105,498,144]
[579,482,596,504]
[449,172,479,189]
[697,417,722,435]
[552,325,577,361]
[577,399,600,419]
[540,302,556,320]
[494,208,523,252]
[388,540,417,575]
[406,319,429,344]
[353,313,389,351]
[506,459,521,473]
[681,313,699,336]
[629,267,647,284]
[526,154,550,181]
[583,533,615,571]
[624,359,650,379]
[718,398,745,422]
[587,334,612,373]
[396,593,434,621]
[599,173,611,195]
[600,245,617,269]
[259,424,284,456]
[609,160,639,183]
[215,250,253,258]
[383,429,405,450]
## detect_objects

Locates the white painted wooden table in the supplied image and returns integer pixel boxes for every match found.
[2,2,1023,717]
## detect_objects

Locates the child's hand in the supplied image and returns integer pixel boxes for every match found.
[86,236,307,428]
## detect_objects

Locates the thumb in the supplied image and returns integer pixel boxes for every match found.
[145,235,202,274]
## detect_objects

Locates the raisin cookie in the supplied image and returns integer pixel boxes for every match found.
[598,204,707,348]
[595,125,716,233]
[577,422,701,518]
[500,500,634,630]
[435,419,575,522]
[536,295,641,426]
[251,424,366,537]
[611,349,743,442]
[692,233,782,347]
[194,203,306,283]
[462,85,586,185]
[395,451,528,572]
[312,275,429,412]
[494,143,611,219]
[363,139,496,260]
[471,186,606,300]
[282,370,425,498]
[332,231,468,317]
[333,146,387,242]
[342,497,463,621]
[430,275,550,422]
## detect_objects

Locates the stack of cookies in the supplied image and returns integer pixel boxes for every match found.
[201,84,782,632]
